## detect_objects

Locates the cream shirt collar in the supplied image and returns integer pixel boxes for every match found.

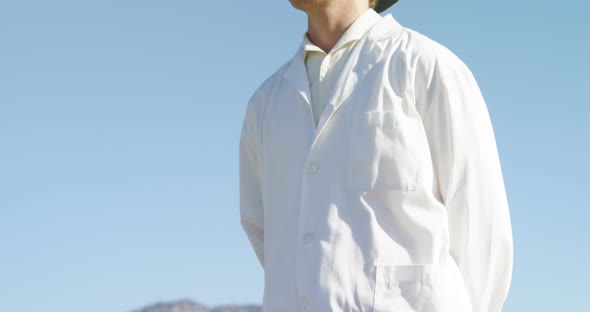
[302,8,382,56]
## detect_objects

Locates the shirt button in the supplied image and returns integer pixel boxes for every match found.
[302,232,315,243]
[300,295,309,309]
[306,161,319,174]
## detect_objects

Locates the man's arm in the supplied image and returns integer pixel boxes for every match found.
[239,91,265,268]
[414,44,514,311]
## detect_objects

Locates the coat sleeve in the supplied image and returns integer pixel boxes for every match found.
[413,45,514,312]
[239,90,265,268]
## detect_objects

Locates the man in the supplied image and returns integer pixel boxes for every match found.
[239,0,513,311]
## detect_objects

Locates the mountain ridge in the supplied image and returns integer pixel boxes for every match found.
[131,299,262,312]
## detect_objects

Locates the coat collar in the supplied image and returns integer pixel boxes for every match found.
[301,8,382,58]
[281,14,404,134]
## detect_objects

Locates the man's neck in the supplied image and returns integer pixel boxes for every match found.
[306,2,369,54]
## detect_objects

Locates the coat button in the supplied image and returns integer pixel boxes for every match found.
[306,161,319,174]
[302,232,315,243]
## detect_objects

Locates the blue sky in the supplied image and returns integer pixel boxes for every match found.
[0,1,588,311]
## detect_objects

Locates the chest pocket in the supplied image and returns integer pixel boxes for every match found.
[345,110,420,191]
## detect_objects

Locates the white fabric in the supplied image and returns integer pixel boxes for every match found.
[303,8,383,127]
[239,12,513,312]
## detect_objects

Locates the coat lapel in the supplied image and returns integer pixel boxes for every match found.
[282,44,313,125]
[315,31,384,133]
[282,14,404,148]
[312,15,403,149]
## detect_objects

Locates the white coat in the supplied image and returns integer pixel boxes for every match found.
[239,13,513,312]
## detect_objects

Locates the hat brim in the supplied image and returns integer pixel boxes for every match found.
[374,0,399,13]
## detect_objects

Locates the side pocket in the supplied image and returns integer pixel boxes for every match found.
[373,263,471,312]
